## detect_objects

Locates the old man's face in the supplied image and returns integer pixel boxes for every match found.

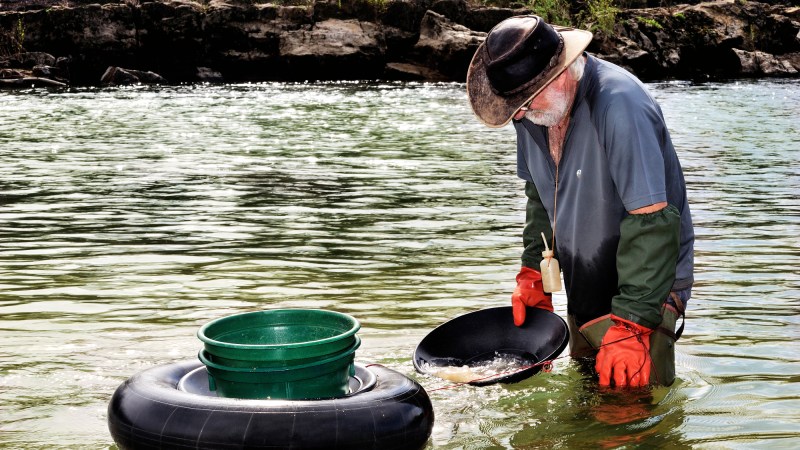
[513,70,572,126]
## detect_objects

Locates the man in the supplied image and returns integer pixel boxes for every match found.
[466,16,694,388]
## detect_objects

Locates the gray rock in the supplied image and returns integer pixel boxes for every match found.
[0,68,25,79]
[413,10,485,81]
[126,69,168,84]
[279,19,386,79]
[280,19,385,58]
[101,66,167,85]
[0,77,67,89]
[733,48,798,76]
[755,51,798,76]
[32,65,58,78]
[313,0,380,22]
[385,61,449,81]
[465,7,527,33]
[196,67,224,83]
[780,52,800,71]
[6,52,57,69]
[101,66,140,85]
[733,48,760,74]
[380,0,431,33]
[430,0,468,26]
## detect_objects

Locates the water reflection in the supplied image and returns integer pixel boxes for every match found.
[1,80,798,448]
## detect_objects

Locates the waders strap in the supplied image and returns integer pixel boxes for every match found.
[656,324,681,341]
[657,293,686,341]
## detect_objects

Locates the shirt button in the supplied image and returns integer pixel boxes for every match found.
[576,169,582,178]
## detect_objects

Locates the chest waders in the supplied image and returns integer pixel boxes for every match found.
[569,292,685,387]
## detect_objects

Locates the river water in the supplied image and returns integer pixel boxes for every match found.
[0,79,798,449]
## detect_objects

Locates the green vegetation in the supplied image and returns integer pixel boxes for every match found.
[0,18,25,58]
[472,0,621,34]
[746,23,758,51]
[16,18,25,52]
[478,0,620,35]
[636,16,664,30]
[358,0,387,12]
[579,0,620,35]
[529,0,572,26]
[636,16,663,29]
[672,12,685,20]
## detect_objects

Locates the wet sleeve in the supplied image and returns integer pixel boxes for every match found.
[612,205,681,329]
[521,181,553,269]
[600,95,668,211]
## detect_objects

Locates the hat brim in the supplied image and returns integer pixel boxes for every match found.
[467,25,593,128]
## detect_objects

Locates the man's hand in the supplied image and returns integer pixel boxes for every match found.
[596,315,654,387]
[511,267,553,326]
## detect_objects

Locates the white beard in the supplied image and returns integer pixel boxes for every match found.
[524,87,572,127]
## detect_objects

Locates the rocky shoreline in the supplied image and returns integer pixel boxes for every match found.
[1,0,798,87]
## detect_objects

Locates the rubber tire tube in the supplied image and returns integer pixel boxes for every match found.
[108,360,434,450]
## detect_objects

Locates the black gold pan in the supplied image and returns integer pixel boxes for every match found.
[413,307,569,386]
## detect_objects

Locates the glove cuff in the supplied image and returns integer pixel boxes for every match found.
[610,314,653,335]
[516,266,542,284]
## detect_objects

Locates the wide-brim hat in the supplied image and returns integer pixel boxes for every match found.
[467,16,593,128]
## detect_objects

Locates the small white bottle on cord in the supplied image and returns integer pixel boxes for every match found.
[540,232,562,293]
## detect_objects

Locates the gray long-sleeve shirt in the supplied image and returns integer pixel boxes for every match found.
[514,55,694,325]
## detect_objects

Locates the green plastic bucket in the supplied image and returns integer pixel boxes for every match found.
[198,336,361,399]
[197,309,360,368]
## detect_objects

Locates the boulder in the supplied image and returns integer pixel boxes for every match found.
[592,1,800,79]
[279,19,387,79]
[384,61,449,81]
[56,56,72,81]
[101,66,168,85]
[196,67,224,83]
[430,0,469,25]
[412,10,486,81]
[733,48,798,75]
[313,0,381,22]
[0,68,25,79]
[2,52,57,69]
[32,64,65,80]
[380,0,432,33]
[610,35,663,79]
[465,6,528,32]
[0,77,67,89]
[781,51,800,71]
[199,3,291,81]
[383,25,419,60]
[126,69,169,84]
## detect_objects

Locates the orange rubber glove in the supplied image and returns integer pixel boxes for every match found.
[511,267,553,326]
[596,315,654,388]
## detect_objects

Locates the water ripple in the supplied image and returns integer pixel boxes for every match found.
[1,80,799,448]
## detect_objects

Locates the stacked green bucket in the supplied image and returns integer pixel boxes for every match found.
[197,309,361,400]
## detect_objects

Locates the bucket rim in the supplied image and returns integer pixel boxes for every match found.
[197,308,360,350]
[199,336,361,374]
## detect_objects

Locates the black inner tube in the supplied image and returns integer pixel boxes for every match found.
[108,361,434,450]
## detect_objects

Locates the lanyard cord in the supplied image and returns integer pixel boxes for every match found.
[552,163,558,253]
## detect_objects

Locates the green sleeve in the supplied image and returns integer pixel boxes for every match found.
[611,204,681,329]
[521,181,554,269]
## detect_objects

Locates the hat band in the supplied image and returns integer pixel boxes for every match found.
[487,36,565,97]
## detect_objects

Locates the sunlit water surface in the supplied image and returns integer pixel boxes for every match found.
[1,80,798,449]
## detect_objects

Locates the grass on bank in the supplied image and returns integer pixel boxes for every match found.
[0,18,25,58]
[476,0,619,34]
